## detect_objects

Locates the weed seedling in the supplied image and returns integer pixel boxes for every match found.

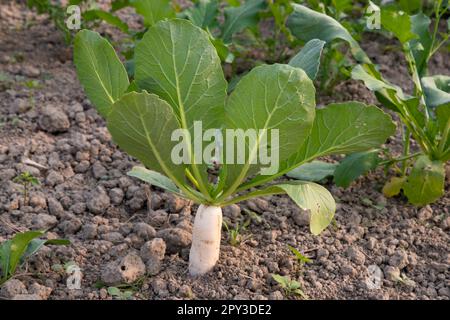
[272,274,308,299]
[223,219,251,247]
[13,171,39,205]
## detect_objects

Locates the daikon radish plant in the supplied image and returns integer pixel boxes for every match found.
[74,19,395,276]
[286,2,449,205]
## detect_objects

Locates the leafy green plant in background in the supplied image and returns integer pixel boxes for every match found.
[13,171,40,205]
[73,19,394,275]
[0,231,70,286]
[286,2,449,206]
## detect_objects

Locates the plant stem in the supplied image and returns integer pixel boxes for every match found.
[401,126,411,176]
[379,152,422,167]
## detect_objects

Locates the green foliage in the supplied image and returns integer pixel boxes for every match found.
[286,2,449,205]
[74,19,394,236]
[130,0,175,27]
[287,161,337,182]
[74,30,129,117]
[289,39,326,80]
[0,231,69,286]
[403,155,445,205]
[272,274,308,299]
[221,0,266,43]
[333,150,380,188]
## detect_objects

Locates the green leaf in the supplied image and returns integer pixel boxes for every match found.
[352,65,403,96]
[21,238,70,263]
[183,0,219,29]
[381,9,418,44]
[286,3,370,63]
[422,75,450,108]
[333,150,381,188]
[287,245,312,264]
[8,231,43,278]
[135,19,227,132]
[221,0,266,43]
[83,9,129,33]
[277,182,335,235]
[403,155,445,206]
[398,0,422,14]
[287,103,395,170]
[436,104,450,158]
[223,64,315,193]
[410,13,432,75]
[232,181,335,235]
[289,39,325,80]
[107,91,187,189]
[287,161,337,182]
[108,286,121,296]
[111,0,131,11]
[382,176,406,197]
[74,30,129,117]
[239,102,396,191]
[130,0,175,27]
[128,166,182,195]
[0,240,11,282]
[272,274,289,287]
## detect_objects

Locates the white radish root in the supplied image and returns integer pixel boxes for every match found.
[188,205,223,276]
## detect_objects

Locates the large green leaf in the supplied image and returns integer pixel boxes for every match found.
[135,19,227,132]
[130,0,175,27]
[83,9,129,33]
[410,13,432,76]
[422,75,450,108]
[381,9,418,44]
[289,39,325,80]
[107,92,187,188]
[223,64,315,193]
[74,30,130,117]
[287,161,337,182]
[183,0,219,29]
[403,155,445,206]
[128,166,182,195]
[239,102,395,191]
[221,0,266,43]
[7,231,43,279]
[288,103,395,169]
[333,150,380,188]
[286,3,370,63]
[436,104,450,158]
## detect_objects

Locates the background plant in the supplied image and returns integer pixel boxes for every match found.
[286,2,449,206]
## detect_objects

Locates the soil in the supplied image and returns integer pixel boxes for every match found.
[0,1,449,300]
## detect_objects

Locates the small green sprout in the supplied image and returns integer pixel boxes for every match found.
[272,274,308,299]
[223,219,251,247]
[288,245,313,266]
[13,171,39,205]
[107,286,133,300]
